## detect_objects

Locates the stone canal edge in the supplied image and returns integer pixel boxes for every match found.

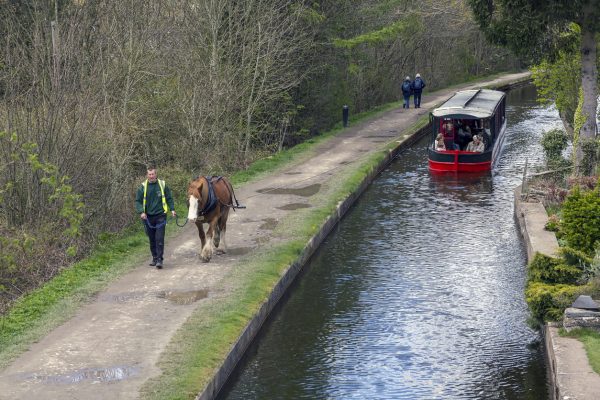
[514,186,600,400]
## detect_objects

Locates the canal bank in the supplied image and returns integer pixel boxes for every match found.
[514,186,600,400]
[0,72,530,400]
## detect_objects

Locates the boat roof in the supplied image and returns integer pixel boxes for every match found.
[432,89,505,119]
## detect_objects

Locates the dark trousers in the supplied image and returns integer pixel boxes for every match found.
[144,214,166,261]
[414,92,422,107]
[403,94,411,108]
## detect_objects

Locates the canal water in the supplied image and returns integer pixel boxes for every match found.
[220,85,561,399]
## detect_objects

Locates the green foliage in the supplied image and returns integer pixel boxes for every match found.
[530,26,581,126]
[560,246,594,267]
[0,132,84,236]
[528,252,582,284]
[333,17,421,49]
[541,128,569,159]
[525,281,581,321]
[0,132,85,310]
[540,128,570,169]
[545,214,561,232]
[561,186,600,255]
[573,86,585,154]
[579,138,600,177]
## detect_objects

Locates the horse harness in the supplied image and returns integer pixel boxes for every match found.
[197,176,245,218]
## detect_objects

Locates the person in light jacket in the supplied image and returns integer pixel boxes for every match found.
[466,135,484,152]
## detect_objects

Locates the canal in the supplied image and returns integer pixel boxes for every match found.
[220,85,561,399]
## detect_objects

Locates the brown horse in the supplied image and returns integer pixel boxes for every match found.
[187,176,234,262]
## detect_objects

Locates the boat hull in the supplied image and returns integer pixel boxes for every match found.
[428,121,507,173]
[428,149,492,172]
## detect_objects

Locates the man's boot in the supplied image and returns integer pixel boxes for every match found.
[149,258,157,266]
[155,259,163,269]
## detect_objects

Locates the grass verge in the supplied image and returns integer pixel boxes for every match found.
[139,115,430,399]
[560,328,600,375]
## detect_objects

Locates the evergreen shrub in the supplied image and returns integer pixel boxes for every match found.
[541,128,569,163]
[545,214,560,232]
[528,252,582,284]
[525,281,581,321]
[561,186,600,255]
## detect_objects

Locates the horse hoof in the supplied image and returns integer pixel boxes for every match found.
[216,249,225,255]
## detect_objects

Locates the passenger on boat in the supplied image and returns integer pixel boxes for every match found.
[456,123,472,150]
[466,134,484,152]
[435,133,446,151]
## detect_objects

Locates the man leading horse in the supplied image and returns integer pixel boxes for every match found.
[135,166,177,269]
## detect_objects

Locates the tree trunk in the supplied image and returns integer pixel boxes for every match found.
[575,9,598,170]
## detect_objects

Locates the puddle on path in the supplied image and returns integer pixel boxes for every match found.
[277,203,311,211]
[285,171,302,175]
[157,289,208,305]
[257,184,320,197]
[24,366,139,384]
[259,218,278,230]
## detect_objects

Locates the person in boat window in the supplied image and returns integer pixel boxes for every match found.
[401,76,412,109]
[435,133,446,150]
[456,121,472,150]
[444,120,454,135]
[466,134,485,152]
[443,121,459,149]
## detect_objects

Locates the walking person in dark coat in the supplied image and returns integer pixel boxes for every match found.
[411,73,426,108]
[135,166,177,269]
[401,76,412,109]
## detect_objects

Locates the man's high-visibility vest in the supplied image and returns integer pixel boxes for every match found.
[142,179,168,214]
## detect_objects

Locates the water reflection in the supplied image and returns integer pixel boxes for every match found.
[220,85,553,400]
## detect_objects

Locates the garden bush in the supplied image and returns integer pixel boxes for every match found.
[561,186,600,255]
[541,128,569,167]
[528,252,582,284]
[525,281,581,321]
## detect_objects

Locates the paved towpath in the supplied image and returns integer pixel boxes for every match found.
[0,73,530,399]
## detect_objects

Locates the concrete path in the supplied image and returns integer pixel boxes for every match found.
[0,73,531,399]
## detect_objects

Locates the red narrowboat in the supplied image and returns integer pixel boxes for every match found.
[428,89,507,172]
